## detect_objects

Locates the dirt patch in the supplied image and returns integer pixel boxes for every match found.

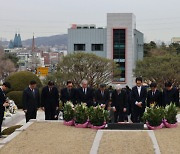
[0,122,96,154]
[155,124,180,154]
[98,131,154,154]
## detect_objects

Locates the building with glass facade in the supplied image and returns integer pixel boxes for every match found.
[68,13,143,88]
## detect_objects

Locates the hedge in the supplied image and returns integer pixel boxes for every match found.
[6,91,23,109]
[2,125,22,135]
[6,71,42,92]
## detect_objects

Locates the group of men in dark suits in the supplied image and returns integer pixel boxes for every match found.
[60,79,101,107]
[60,79,128,123]
[131,77,179,123]
[22,80,59,122]
[60,79,113,108]
[21,77,179,124]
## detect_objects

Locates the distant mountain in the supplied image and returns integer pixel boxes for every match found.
[22,34,68,47]
[0,41,9,47]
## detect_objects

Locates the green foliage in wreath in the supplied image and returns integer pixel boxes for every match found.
[142,106,164,126]
[164,103,177,124]
[74,103,88,124]
[88,105,109,126]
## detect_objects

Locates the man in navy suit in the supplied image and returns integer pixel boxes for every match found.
[162,81,179,107]
[60,80,77,106]
[131,77,147,123]
[77,79,94,107]
[147,82,162,107]
[94,84,109,108]
[22,80,40,122]
[41,81,59,120]
[0,82,11,137]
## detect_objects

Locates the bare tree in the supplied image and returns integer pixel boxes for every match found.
[45,52,119,88]
[0,46,16,80]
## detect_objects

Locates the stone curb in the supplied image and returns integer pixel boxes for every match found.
[28,119,63,122]
[0,121,34,149]
[16,121,34,131]
[90,130,103,154]
[148,131,161,154]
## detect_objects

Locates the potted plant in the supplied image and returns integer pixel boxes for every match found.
[74,103,89,128]
[88,105,109,129]
[63,101,74,126]
[142,106,164,130]
[163,103,178,128]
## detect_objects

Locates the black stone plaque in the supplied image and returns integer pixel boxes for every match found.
[106,123,144,130]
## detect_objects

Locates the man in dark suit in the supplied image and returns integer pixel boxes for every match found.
[41,81,59,120]
[147,82,162,107]
[162,81,179,107]
[94,84,109,108]
[111,84,127,122]
[131,77,147,123]
[22,80,40,123]
[77,79,94,107]
[60,80,77,106]
[0,82,11,138]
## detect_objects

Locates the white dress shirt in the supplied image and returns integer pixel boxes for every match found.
[135,86,141,105]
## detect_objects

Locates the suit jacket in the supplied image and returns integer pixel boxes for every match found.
[131,86,147,109]
[22,87,40,112]
[41,86,59,109]
[147,90,162,107]
[94,89,110,106]
[0,88,6,112]
[77,87,94,107]
[60,88,76,105]
[162,88,179,107]
[111,89,127,110]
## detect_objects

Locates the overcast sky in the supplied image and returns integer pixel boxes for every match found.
[0,0,180,43]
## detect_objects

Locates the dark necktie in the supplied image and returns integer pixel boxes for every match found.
[32,89,35,97]
[68,89,71,95]
[83,88,86,94]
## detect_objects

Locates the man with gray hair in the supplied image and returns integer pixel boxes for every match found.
[77,79,94,107]
[111,84,127,122]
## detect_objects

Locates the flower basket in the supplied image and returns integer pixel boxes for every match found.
[87,105,109,129]
[142,106,164,128]
[63,119,74,126]
[164,103,178,127]
[74,121,89,128]
[163,119,178,128]
[74,103,88,126]
[146,122,164,130]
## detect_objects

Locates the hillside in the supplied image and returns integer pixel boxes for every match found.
[0,34,68,47]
